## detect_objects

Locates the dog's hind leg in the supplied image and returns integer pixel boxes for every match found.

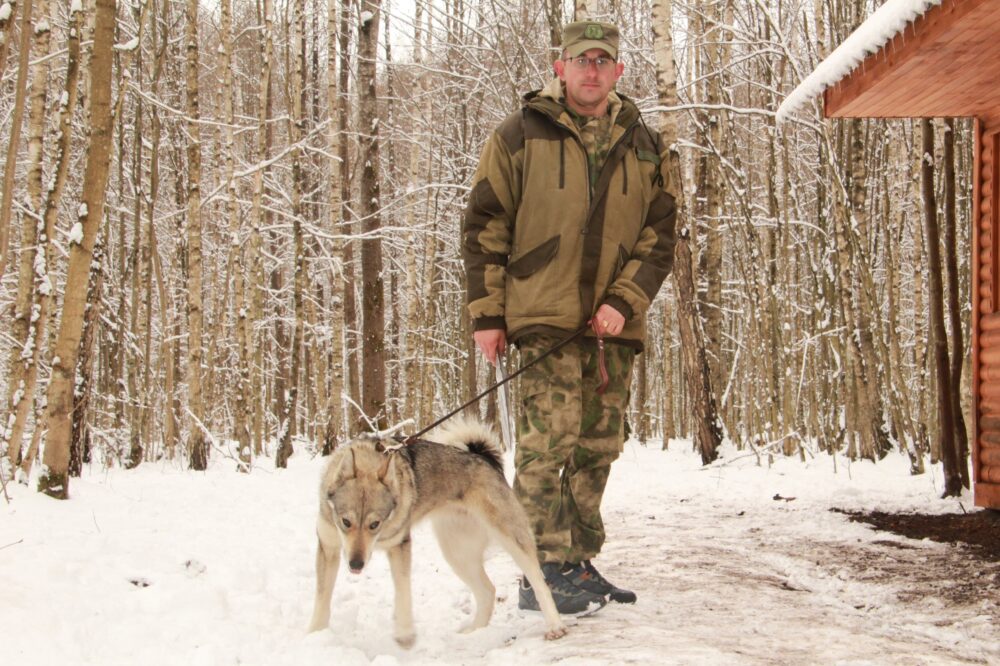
[386,537,416,648]
[308,532,340,632]
[475,491,568,640]
[432,510,495,633]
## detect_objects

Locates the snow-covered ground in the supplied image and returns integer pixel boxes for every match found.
[2,439,997,665]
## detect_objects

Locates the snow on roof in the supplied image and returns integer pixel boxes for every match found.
[776,0,942,123]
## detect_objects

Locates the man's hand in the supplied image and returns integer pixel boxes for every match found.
[592,304,626,337]
[473,329,507,366]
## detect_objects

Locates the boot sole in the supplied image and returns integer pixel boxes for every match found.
[518,598,607,618]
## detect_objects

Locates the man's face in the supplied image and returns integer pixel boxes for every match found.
[553,48,624,116]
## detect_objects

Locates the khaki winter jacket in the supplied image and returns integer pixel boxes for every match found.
[462,79,677,350]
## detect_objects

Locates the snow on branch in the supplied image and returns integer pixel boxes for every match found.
[776,0,941,123]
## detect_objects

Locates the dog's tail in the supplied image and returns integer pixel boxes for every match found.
[427,416,504,475]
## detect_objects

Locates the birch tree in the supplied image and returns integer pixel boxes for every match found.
[1,0,48,474]
[184,0,207,470]
[0,0,32,281]
[4,0,80,477]
[38,0,117,498]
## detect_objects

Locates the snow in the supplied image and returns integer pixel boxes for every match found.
[2,440,996,665]
[0,3,11,22]
[37,274,52,296]
[70,0,82,14]
[360,10,374,25]
[68,221,84,245]
[776,0,942,123]
[114,37,139,52]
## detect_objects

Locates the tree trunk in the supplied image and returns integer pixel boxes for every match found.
[2,0,48,475]
[661,299,675,448]
[545,0,562,51]
[0,0,17,76]
[70,235,106,475]
[248,0,274,457]
[653,0,719,463]
[357,0,387,431]
[921,118,961,497]
[942,117,970,488]
[319,0,348,454]
[277,0,307,468]
[847,119,892,460]
[674,233,722,465]
[38,0,117,499]
[220,0,251,471]
[636,348,648,445]
[0,0,32,282]
[339,0,361,436]
[184,0,208,470]
[5,0,80,478]
[695,2,725,396]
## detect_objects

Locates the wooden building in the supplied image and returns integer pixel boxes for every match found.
[779,0,1000,509]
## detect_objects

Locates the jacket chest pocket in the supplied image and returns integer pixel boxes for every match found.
[634,147,661,199]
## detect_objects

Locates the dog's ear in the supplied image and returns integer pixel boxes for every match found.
[334,447,356,481]
[377,447,393,481]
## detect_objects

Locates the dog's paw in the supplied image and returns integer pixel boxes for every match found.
[394,632,416,649]
[544,625,568,641]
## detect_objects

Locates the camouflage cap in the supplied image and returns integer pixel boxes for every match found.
[560,21,619,59]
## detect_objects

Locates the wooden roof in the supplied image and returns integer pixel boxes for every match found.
[824,0,1000,124]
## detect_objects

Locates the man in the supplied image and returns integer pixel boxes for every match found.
[462,21,677,614]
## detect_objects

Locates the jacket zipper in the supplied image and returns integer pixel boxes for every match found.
[545,111,637,233]
[582,124,636,234]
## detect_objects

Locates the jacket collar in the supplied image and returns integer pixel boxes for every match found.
[524,78,639,131]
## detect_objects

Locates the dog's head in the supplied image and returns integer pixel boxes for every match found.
[322,440,404,574]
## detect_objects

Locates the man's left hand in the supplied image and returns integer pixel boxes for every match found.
[592,304,625,337]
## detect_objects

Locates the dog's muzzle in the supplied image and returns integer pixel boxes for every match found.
[349,559,365,573]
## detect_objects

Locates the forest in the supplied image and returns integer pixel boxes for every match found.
[0,0,973,498]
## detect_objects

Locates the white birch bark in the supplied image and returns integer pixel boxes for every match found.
[184,0,207,470]
[38,0,117,498]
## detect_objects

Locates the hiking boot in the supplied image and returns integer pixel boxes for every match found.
[519,562,607,615]
[563,560,637,604]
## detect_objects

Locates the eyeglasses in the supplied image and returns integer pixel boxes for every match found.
[563,55,616,71]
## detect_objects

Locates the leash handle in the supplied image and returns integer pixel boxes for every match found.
[405,324,589,444]
[590,318,611,395]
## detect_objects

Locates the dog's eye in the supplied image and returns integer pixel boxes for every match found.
[341,518,352,529]
[369,521,380,530]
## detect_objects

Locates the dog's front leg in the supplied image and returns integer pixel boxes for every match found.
[308,528,341,632]
[386,537,415,648]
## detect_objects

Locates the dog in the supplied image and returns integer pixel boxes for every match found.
[307,417,567,645]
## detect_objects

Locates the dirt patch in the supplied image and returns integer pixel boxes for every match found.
[836,508,1000,562]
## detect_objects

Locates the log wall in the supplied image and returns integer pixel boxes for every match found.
[974,119,1000,508]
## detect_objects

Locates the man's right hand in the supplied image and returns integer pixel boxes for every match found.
[473,329,506,366]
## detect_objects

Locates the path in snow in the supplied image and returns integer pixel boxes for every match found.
[3,441,997,665]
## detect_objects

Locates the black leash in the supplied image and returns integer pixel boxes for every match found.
[403,324,590,444]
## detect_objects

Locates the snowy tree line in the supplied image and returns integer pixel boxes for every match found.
[0,0,971,498]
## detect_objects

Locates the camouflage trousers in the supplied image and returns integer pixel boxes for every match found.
[513,334,635,565]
